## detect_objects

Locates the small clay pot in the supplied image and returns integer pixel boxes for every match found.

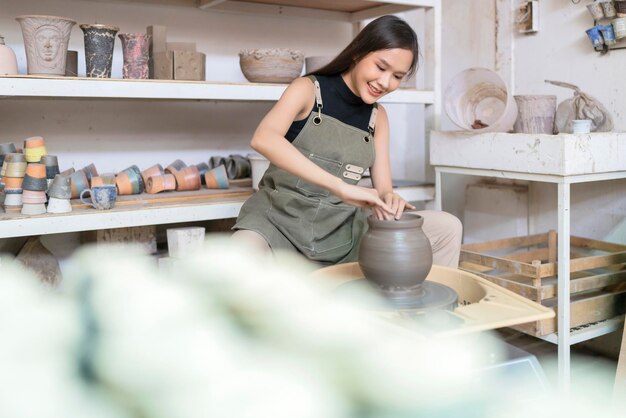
[175,166,201,191]
[195,162,209,185]
[208,156,225,169]
[25,163,46,178]
[40,155,60,179]
[115,172,133,195]
[59,167,75,176]
[90,173,116,187]
[70,170,90,199]
[0,143,17,155]
[146,173,176,194]
[121,166,144,194]
[141,164,164,185]
[4,192,22,206]
[81,163,99,180]
[21,203,46,215]
[204,164,229,189]
[3,176,24,190]
[48,174,71,199]
[22,190,47,204]
[47,197,72,214]
[118,32,151,79]
[22,175,48,191]
[225,154,251,179]
[3,162,27,177]
[24,136,45,148]
[166,159,187,175]
[24,147,47,163]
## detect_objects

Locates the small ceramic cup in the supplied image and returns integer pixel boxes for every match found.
[572,119,592,134]
[586,25,605,48]
[80,185,117,210]
[205,164,230,189]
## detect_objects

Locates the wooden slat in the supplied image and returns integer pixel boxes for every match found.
[461,232,548,252]
[548,229,557,263]
[569,251,626,272]
[460,250,541,278]
[540,270,626,300]
[503,248,548,263]
[571,235,626,253]
[460,269,539,300]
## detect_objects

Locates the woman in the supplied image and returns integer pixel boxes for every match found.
[233,15,462,267]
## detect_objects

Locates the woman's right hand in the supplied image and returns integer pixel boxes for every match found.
[334,182,393,214]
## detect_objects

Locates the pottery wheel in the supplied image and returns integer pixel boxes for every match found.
[336,279,459,312]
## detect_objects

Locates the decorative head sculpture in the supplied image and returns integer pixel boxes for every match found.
[16,15,76,75]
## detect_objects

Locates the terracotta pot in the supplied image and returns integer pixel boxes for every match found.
[115,172,133,195]
[25,163,46,178]
[208,156,225,169]
[166,159,186,175]
[16,15,76,76]
[80,23,119,78]
[70,170,89,198]
[141,163,164,185]
[175,166,201,191]
[90,173,116,187]
[120,165,144,194]
[24,146,47,163]
[118,33,151,79]
[3,176,24,189]
[22,190,47,204]
[358,213,433,291]
[81,163,99,180]
[3,163,27,178]
[146,173,176,194]
[24,136,45,148]
[204,164,229,189]
[239,48,304,83]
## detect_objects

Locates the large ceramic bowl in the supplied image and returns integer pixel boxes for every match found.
[239,48,304,83]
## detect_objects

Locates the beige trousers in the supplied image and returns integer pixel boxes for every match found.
[232,210,463,268]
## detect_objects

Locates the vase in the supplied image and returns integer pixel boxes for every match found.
[118,33,151,79]
[358,212,433,292]
[80,24,119,78]
[0,36,18,75]
[16,15,76,76]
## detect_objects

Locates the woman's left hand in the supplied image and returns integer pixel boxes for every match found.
[373,192,417,220]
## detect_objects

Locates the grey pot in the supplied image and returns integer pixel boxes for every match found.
[80,24,119,78]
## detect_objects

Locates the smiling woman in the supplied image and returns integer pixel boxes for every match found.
[232,15,463,268]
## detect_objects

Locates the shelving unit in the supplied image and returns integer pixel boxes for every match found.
[0,0,441,239]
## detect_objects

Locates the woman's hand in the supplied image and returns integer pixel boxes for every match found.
[334,182,394,214]
[372,192,416,220]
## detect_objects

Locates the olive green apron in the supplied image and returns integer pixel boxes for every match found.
[234,76,377,265]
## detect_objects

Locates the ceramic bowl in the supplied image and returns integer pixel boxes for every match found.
[239,48,304,83]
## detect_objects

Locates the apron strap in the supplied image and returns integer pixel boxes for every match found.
[306,75,323,125]
[366,103,378,141]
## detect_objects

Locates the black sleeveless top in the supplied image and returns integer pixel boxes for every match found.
[285,74,374,142]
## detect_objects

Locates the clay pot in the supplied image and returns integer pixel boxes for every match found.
[90,173,116,187]
[0,36,18,75]
[3,176,24,190]
[48,174,71,199]
[120,165,144,194]
[40,155,60,179]
[0,143,17,156]
[239,48,304,83]
[146,173,176,194]
[24,136,45,148]
[70,170,90,199]
[225,154,251,179]
[118,33,151,79]
[4,193,22,207]
[25,163,46,178]
[21,203,46,215]
[358,213,433,291]
[175,166,201,191]
[16,15,76,76]
[141,163,164,185]
[59,167,75,176]
[81,163,99,180]
[80,24,119,78]
[22,190,47,204]
[204,164,229,189]
[115,172,133,195]
[165,159,187,175]
[47,197,72,214]
[195,162,209,185]
[208,156,225,169]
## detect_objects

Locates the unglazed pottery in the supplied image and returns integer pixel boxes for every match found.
[358,213,433,291]
[141,163,164,185]
[21,203,46,215]
[0,36,18,75]
[47,197,72,214]
[208,156,225,169]
[166,159,186,175]
[48,174,71,199]
[118,33,151,79]
[195,162,209,185]
[80,24,119,78]
[16,15,76,76]
[174,166,201,191]
[40,155,60,179]
[70,170,89,198]
[225,154,251,179]
[239,48,304,83]
[513,95,556,134]
[205,164,229,189]
[146,173,176,194]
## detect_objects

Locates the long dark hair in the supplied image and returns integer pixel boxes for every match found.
[308,15,420,78]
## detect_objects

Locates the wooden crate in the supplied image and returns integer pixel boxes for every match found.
[460,231,626,336]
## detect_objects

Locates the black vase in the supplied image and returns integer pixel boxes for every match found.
[80,24,119,78]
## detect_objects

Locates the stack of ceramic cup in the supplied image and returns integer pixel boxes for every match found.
[24,136,47,163]
[116,165,145,195]
[21,162,48,215]
[1,153,27,207]
[40,155,60,189]
[47,174,72,214]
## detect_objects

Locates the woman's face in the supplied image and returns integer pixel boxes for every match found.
[344,48,413,104]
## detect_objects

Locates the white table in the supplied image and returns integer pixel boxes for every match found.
[430,131,626,391]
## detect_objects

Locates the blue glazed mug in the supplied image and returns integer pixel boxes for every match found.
[586,26,604,48]
[80,185,117,210]
[599,24,617,45]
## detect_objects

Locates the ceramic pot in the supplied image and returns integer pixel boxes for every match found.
[204,164,229,189]
[80,24,119,78]
[0,36,18,75]
[166,159,186,175]
[90,173,116,187]
[208,156,225,169]
[16,15,76,76]
[195,162,209,185]
[118,33,151,79]
[70,170,90,198]
[239,48,304,83]
[175,166,201,191]
[141,163,164,185]
[225,154,251,179]
[81,163,99,180]
[48,174,71,199]
[358,213,433,291]
[146,173,176,194]
[0,142,17,156]
[121,165,144,193]
[4,193,22,207]
[115,172,133,195]
[47,197,72,214]
[40,155,60,179]
[22,190,47,204]
[3,176,24,190]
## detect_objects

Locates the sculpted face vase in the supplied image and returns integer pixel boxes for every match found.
[16,15,76,76]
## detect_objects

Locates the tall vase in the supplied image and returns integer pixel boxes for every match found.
[16,15,76,76]
[0,36,18,75]
[118,33,151,79]
[80,24,119,78]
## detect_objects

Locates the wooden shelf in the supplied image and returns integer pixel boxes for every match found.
[0,184,433,238]
[0,76,434,105]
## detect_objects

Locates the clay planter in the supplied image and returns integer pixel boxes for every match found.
[25,162,46,178]
[21,203,46,215]
[81,163,99,180]
[165,159,186,175]
[118,33,151,79]
[3,161,27,177]
[40,155,60,179]
[146,173,176,194]
[239,48,304,83]
[23,163,48,191]
[175,166,201,191]
[120,165,144,194]
[59,167,75,176]
[24,136,45,148]
[16,15,76,76]
[47,197,72,214]
[204,164,229,189]
[70,170,89,199]
[4,193,22,207]
[358,213,433,291]
[141,163,164,185]
[22,190,47,204]
[0,142,17,156]
[90,173,116,187]
[225,154,251,179]
[80,24,119,78]
[3,176,24,190]
[48,174,71,199]
[115,172,134,195]
[513,95,556,134]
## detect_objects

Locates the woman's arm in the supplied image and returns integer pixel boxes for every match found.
[251,77,392,212]
[369,105,416,220]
